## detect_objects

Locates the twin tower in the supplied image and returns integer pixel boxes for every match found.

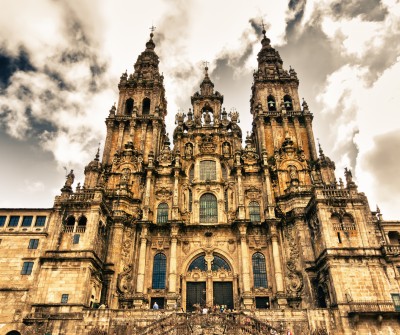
[13,29,399,334]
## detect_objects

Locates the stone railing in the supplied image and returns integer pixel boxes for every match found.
[69,190,95,202]
[381,244,400,256]
[321,189,350,198]
[347,301,395,313]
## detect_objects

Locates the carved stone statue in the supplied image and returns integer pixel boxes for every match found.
[65,170,75,187]
[204,111,211,125]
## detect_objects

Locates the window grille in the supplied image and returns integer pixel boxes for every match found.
[211,255,231,271]
[152,253,166,289]
[28,239,39,249]
[35,216,46,227]
[8,216,20,227]
[249,201,261,222]
[200,160,216,181]
[61,294,69,304]
[188,255,207,271]
[21,261,34,275]
[252,252,268,288]
[200,193,218,223]
[22,216,33,227]
[157,203,169,224]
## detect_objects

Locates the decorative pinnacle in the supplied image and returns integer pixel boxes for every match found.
[95,143,100,161]
[149,25,156,37]
[203,61,209,74]
[317,138,324,156]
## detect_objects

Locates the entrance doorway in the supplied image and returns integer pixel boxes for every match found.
[213,282,233,309]
[186,282,206,311]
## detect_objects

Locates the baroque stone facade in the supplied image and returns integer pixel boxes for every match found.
[1,30,400,335]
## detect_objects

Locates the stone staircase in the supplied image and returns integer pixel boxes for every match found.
[135,312,279,335]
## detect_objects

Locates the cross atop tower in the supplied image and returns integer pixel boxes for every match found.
[149,25,156,33]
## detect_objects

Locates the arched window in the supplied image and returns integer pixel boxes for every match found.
[152,253,167,289]
[200,193,218,223]
[267,95,276,111]
[66,216,75,226]
[211,255,231,271]
[77,216,87,233]
[142,98,150,115]
[188,254,207,271]
[157,203,169,224]
[252,252,267,288]
[188,189,193,212]
[125,98,134,115]
[189,165,194,183]
[283,95,293,110]
[200,160,216,180]
[249,201,261,222]
[78,216,87,226]
[342,214,356,231]
[6,331,21,335]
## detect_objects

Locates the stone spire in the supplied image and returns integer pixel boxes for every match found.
[200,63,214,96]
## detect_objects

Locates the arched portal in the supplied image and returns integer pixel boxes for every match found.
[184,253,235,311]
[6,331,21,335]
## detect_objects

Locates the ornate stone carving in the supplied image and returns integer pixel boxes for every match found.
[155,187,173,201]
[200,134,216,154]
[284,223,304,297]
[117,265,133,294]
[245,186,261,200]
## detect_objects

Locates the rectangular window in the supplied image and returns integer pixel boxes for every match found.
[22,216,33,227]
[61,294,69,304]
[200,160,216,181]
[28,239,39,249]
[0,216,6,227]
[392,293,400,312]
[8,216,20,227]
[73,234,80,244]
[35,216,46,227]
[21,261,34,275]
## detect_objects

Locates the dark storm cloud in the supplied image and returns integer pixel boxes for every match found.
[331,0,388,21]
[286,0,307,35]
[0,48,35,88]
[363,130,400,200]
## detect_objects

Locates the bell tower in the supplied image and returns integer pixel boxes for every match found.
[102,31,167,166]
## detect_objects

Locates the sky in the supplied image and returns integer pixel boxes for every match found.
[0,0,399,219]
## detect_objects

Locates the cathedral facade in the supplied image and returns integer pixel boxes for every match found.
[1,30,400,335]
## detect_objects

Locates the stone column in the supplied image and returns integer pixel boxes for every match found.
[236,168,245,220]
[238,223,253,308]
[172,169,180,220]
[140,122,147,152]
[270,222,284,293]
[293,118,303,149]
[305,116,318,161]
[116,122,125,151]
[142,170,152,220]
[103,120,115,164]
[135,224,148,296]
[167,224,179,309]
[151,120,160,156]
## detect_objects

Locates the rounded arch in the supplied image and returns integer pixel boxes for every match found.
[283,95,293,110]
[66,216,75,226]
[6,331,21,335]
[125,98,134,115]
[199,193,218,223]
[188,253,207,271]
[78,215,87,226]
[142,98,150,115]
[186,251,234,273]
[267,95,276,111]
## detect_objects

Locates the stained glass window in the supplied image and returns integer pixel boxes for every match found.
[200,193,218,223]
[200,160,216,181]
[252,252,267,288]
[157,203,169,224]
[188,255,207,271]
[211,255,231,271]
[249,201,261,222]
[152,253,166,289]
